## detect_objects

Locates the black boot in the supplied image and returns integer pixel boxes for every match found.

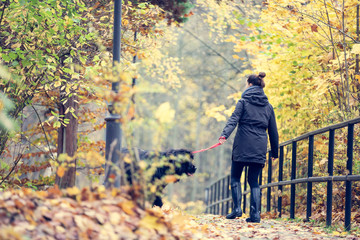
[246,187,261,223]
[226,182,243,219]
[245,191,255,222]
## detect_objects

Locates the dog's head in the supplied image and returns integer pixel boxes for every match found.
[164,149,197,177]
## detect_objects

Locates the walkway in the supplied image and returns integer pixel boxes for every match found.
[192,214,359,240]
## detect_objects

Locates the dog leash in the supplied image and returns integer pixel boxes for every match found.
[192,142,222,154]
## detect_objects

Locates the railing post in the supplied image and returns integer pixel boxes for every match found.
[213,183,216,214]
[306,135,314,221]
[267,152,272,212]
[278,146,284,217]
[345,124,354,231]
[212,183,216,214]
[222,177,226,215]
[214,183,217,214]
[213,183,217,214]
[290,141,297,219]
[205,187,209,213]
[226,175,230,215]
[326,129,335,227]
[210,184,213,214]
[214,182,218,214]
[217,180,221,214]
[243,166,248,214]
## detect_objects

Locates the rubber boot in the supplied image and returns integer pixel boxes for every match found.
[246,187,261,223]
[245,192,255,222]
[226,182,243,219]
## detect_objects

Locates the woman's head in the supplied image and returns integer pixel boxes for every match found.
[247,72,266,88]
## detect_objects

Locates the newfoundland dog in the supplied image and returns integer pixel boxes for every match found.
[121,148,197,207]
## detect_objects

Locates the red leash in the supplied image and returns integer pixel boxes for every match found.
[192,142,222,154]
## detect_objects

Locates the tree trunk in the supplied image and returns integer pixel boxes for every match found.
[55,93,78,188]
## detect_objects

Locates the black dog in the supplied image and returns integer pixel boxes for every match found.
[121,148,197,207]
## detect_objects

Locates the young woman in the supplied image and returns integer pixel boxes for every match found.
[219,72,279,223]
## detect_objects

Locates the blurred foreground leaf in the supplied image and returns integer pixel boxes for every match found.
[0,91,17,131]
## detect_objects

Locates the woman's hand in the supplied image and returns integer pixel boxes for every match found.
[219,136,227,144]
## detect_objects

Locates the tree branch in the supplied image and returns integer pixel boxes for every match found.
[277,3,358,43]
[184,29,245,74]
[0,153,22,186]
[31,104,55,160]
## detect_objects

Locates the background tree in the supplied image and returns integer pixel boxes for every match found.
[0,0,193,189]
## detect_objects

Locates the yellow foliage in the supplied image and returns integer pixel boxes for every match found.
[154,102,175,124]
[351,44,360,54]
[223,0,360,140]
[205,105,227,122]
[81,151,105,167]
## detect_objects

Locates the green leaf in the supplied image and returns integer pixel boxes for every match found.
[138,2,147,8]
[53,121,61,128]
[62,68,72,74]
[2,55,10,62]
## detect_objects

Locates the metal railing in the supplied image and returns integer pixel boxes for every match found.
[205,117,360,231]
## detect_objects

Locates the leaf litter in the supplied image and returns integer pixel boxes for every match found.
[0,186,359,239]
[192,214,360,240]
[0,186,213,240]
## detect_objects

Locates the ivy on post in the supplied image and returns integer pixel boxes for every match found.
[103,0,122,188]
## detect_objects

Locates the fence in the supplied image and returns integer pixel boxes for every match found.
[205,117,360,231]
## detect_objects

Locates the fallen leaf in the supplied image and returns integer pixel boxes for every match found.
[139,214,167,234]
[118,200,135,216]
[66,186,80,196]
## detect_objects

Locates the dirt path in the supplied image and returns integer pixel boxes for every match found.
[191,214,360,240]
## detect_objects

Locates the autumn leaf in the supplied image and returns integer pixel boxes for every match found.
[56,166,65,178]
[66,186,80,196]
[355,75,360,82]
[165,175,178,183]
[118,200,135,216]
[139,214,167,234]
[310,24,318,32]
[109,212,122,225]
[139,160,147,169]
[123,155,132,164]
[150,185,157,193]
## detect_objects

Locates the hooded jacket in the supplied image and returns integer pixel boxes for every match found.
[221,86,279,165]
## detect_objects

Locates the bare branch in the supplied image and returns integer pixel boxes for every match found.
[184,29,244,74]
[31,105,55,160]
[0,154,23,186]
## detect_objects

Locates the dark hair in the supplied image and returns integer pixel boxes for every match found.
[247,72,266,88]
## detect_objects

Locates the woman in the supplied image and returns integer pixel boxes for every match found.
[219,72,278,223]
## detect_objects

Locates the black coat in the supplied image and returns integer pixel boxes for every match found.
[221,86,279,165]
